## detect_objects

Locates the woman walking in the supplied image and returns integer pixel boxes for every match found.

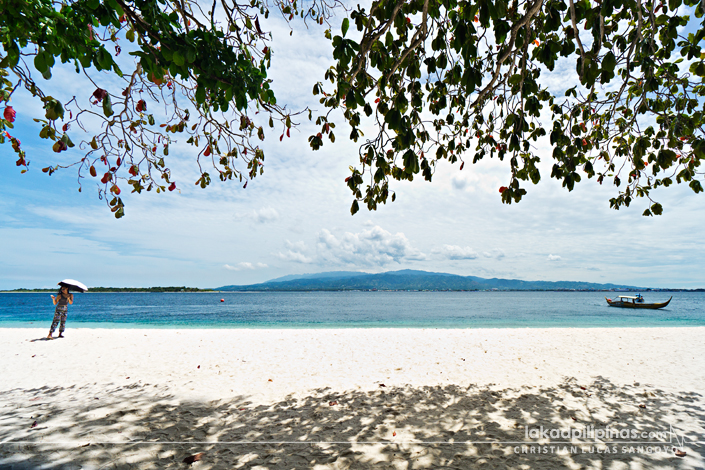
[48,286,73,339]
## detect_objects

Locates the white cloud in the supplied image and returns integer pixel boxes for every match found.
[274,226,426,268]
[548,254,562,261]
[433,245,479,260]
[224,262,269,271]
[252,207,280,224]
[315,226,426,267]
[482,249,506,260]
[451,174,468,190]
[275,240,314,263]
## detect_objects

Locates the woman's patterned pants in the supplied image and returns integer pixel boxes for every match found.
[50,305,68,335]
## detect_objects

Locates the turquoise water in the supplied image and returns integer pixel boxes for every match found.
[0,291,702,329]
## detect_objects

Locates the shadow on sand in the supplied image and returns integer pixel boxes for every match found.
[0,376,703,469]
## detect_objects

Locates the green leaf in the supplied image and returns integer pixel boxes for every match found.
[195,86,206,104]
[602,51,616,72]
[173,50,185,66]
[350,199,359,214]
[102,94,114,117]
[44,98,64,120]
[341,18,350,37]
[96,47,112,70]
[6,41,20,68]
[34,52,48,73]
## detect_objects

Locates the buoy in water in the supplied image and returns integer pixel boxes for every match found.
[220,298,225,302]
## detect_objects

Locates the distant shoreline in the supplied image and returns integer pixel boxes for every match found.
[2,288,703,293]
[0,287,214,293]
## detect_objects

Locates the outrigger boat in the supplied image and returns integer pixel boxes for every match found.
[605,294,672,309]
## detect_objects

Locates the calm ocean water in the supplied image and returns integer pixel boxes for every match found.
[0,291,703,329]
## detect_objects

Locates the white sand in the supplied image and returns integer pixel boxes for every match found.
[1,327,703,469]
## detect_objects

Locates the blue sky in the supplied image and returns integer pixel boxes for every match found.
[1,8,703,290]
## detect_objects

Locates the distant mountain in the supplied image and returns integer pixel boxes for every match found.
[216,270,640,291]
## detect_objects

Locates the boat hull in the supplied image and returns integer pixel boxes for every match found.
[605,297,672,309]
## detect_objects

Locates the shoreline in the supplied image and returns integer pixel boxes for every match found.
[3,327,703,468]
[2,322,705,327]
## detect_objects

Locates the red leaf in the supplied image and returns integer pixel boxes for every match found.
[92,88,107,102]
[169,182,176,191]
[499,186,507,193]
[204,146,211,157]
[4,106,16,123]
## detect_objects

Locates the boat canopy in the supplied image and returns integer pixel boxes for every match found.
[617,295,639,299]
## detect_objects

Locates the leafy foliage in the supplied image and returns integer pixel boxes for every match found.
[312,0,705,215]
[0,0,340,217]
[2,0,704,218]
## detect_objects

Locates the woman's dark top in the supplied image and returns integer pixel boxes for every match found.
[57,293,70,306]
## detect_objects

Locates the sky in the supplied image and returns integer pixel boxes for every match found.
[1,7,703,290]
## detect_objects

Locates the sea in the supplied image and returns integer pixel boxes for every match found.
[0,291,703,329]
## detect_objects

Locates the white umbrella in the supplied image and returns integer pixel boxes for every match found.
[58,279,88,292]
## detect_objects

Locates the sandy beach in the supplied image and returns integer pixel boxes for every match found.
[1,327,703,469]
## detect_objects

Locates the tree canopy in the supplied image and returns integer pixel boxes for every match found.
[2,0,704,217]
[1,0,339,216]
